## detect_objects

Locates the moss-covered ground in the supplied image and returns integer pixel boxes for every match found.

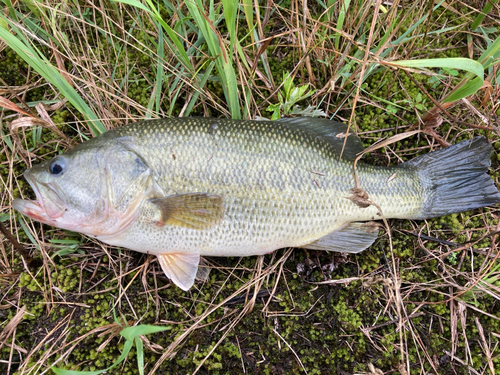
[1,1,500,374]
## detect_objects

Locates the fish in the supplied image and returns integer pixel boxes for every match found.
[13,117,500,290]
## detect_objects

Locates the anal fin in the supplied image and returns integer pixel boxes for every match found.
[302,222,380,253]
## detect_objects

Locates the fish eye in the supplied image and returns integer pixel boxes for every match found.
[49,158,65,176]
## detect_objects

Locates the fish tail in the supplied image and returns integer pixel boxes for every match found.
[401,136,500,219]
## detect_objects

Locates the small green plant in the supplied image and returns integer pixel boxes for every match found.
[459,262,500,307]
[49,238,86,257]
[446,251,458,265]
[413,92,427,111]
[267,71,325,120]
[385,104,398,115]
[428,67,459,89]
[52,320,170,375]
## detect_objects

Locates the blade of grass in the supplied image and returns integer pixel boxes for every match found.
[335,0,351,50]
[390,57,483,78]
[222,0,237,51]
[0,19,105,135]
[146,19,165,119]
[17,217,40,252]
[183,60,216,117]
[477,33,500,66]
[442,34,500,104]
[2,0,18,22]
[389,58,484,102]
[112,0,194,75]
[241,0,253,43]
[471,0,498,30]
[184,0,241,118]
[385,0,446,52]
[155,28,164,114]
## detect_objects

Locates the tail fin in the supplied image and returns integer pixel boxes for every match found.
[401,137,500,219]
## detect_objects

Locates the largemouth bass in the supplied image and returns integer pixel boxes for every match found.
[13,117,500,290]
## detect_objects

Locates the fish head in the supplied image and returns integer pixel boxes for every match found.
[13,137,153,236]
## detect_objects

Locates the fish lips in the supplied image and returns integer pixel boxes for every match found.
[13,169,67,224]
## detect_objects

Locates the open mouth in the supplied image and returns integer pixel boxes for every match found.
[12,198,48,222]
[12,170,66,224]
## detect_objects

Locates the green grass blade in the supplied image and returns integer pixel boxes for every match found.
[0,20,105,135]
[184,60,216,117]
[167,75,184,117]
[391,58,485,103]
[52,340,134,375]
[444,77,483,103]
[146,19,165,118]
[222,0,236,50]
[372,16,397,54]
[242,0,253,42]
[52,368,106,375]
[18,217,40,251]
[471,0,497,30]
[110,0,150,12]
[440,35,500,103]
[388,0,446,48]
[135,337,145,375]
[112,0,194,74]
[391,58,484,79]
[120,324,170,340]
[2,0,18,22]
[155,28,164,114]
[478,33,500,66]
[335,0,350,50]
[221,0,240,118]
[184,0,240,118]
[222,60,240,118]
[379,25,460,56]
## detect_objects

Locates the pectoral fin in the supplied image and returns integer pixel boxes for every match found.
[157,253,201,291]
[150,193,224,229]
[302,222,380,253]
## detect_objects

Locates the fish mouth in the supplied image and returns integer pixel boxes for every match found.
[12,170,66,224]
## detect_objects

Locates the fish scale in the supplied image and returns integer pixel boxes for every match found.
[13,117,500,290]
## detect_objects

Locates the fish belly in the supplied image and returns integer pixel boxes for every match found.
[100,167,423,257]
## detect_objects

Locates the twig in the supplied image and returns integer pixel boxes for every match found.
[273,329,308,374]
[224,289,271,306]
[398,229,459,247]
[362,311,425,332]
[0,221,40,269]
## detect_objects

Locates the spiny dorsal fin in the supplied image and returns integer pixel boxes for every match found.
[275,117,364,160]
[150,193,224,230]
[301,222,380,253]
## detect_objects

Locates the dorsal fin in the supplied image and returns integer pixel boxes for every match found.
[275,117,364,160]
